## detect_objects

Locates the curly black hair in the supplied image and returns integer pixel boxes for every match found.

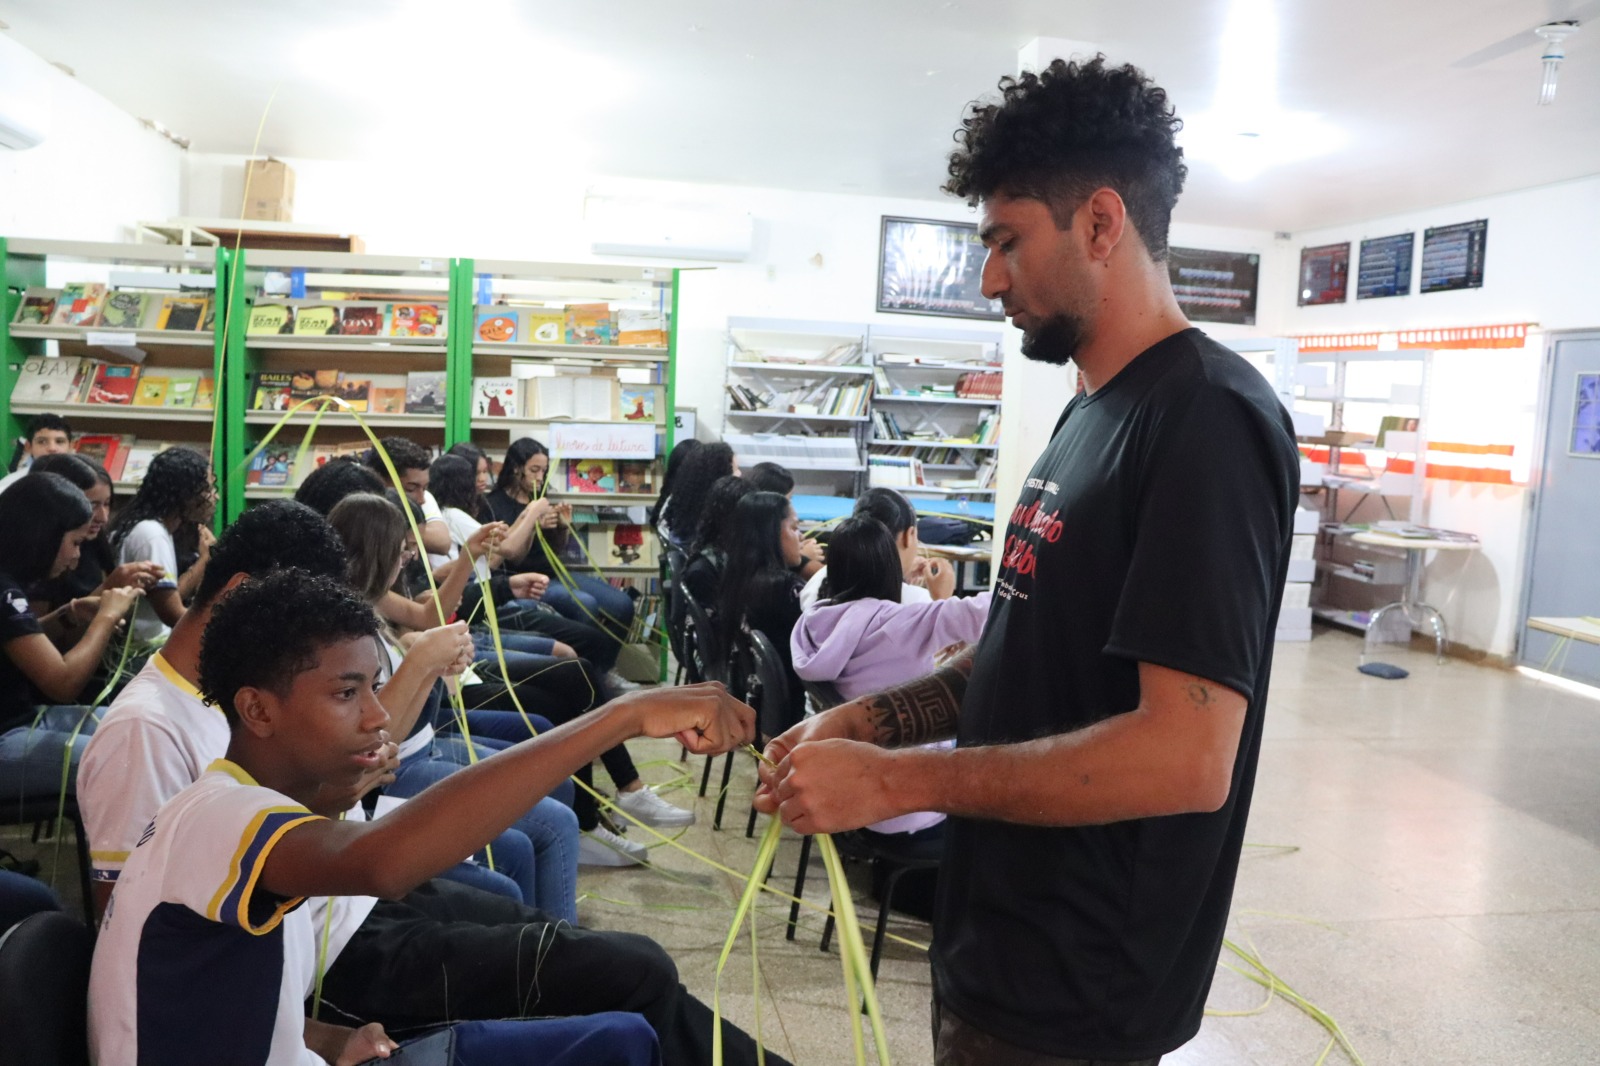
[689,474,755,557]
[294,457,386,516]
[107,446,212,549]
[661,441,734,541]
[364,436,431,479]
[944,56,1187,260]
[194,499,350,608]
[428,454,483,518]
[649,438,701,526]
[198,568,378,724]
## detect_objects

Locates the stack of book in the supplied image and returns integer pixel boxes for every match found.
[472,304,667,347]
[727,381,867,417]
[954,371,1003,399]
[13,286,213,331]
[10,356,215,409]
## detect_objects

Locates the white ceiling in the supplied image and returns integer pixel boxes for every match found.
[5,0,1599,233]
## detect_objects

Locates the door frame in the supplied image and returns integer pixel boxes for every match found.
[1515,328,1600,662]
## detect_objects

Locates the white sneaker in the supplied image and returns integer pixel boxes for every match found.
[614,785,697,828]
[578,825,649,867]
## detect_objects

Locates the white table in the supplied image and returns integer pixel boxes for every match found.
[1350,531,1480,663]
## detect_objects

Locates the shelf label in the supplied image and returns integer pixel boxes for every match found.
[87,331,139,348]
[550,422,656,459]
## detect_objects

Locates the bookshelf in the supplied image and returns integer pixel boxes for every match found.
[0,237,229,500]
[723,317,872,496]
[865,323,1004,500]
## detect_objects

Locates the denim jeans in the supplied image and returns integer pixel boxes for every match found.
[0,706,101,809]
[542,574,636,636]
[410,1014,660,1066]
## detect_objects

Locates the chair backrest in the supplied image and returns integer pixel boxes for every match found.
[0,910,92,1066]
[741,627,804,742]
[681,589,729,688]
[662,548,692,674]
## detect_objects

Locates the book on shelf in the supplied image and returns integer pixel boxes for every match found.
[247,446,295,487]
[252,372,294,411]
[565,303,615,346]
[564,459,617,493]
[193,375,215,410]
[586,525,660,569]
[405,371,447,414]
[100,291,151,330]
[617,385,661,422]
[289,369,341,403]
[248,303,295,335]
[74,434,135,481]
[367,373,407,415]
[954,371,1003,399]
[13,287,60,325]
[1375,415,1420,448]
[87,364,140,405]
[132,376,170,407]
[339,305,384,336]
[388,304,445,339]
[11,355,92,404]
[868,454,925,489]
[476,310,519,344]
[164,372,201,408]
[291,306,341,336]
[617,309,667,348]
[522,310,565,344]
[155,296,210,331]
[334,374,371,412]
[973,410,1001,444]
[614,460,657,494]
[472,377,521,418]
[51,283,108,327]
[121,442,163,484]
[527,376,616,421]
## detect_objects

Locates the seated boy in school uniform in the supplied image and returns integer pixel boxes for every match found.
[87,567,758,1066]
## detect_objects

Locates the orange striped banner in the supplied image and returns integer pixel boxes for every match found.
[1299,440,1518,484]
[1293,332,1382,352]
[1396,323,1530,350]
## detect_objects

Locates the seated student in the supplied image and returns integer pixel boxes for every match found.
[790,515,990,919]
[679,474,754,610]
[447,440,495,494]
[107,446,216,645]
[717,491,808,720]
[0,413,74,495]
[327,491,583,910]
[657,441,735,553]
[0,473,142,801]
[743,461,794,497]
[484,438,636,637]
[87,566,785,1066]
[293,454,386,516]
[363,435,451,556]
[85,571,680,1066]
[26,454,163,650]
[649,438,700,551]
[800,485,951,610]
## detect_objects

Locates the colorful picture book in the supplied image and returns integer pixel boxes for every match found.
[252,372,294,411]
[388,304,444,339]
[51,284,108,327]
[333,375,370,412]
[13,288,59,325]
[247,447,295,487]
[472,377,520,418]
[404,371,447,414]
[164,372,202,408]
[617,308,667,348]
[100,291,150,330]
[86,364,139,405]
[618,385,660,422]
[132,376,170,407]
[614,461,657,494]
[74,434,135,481]
[248,304,295,335]
[291,306,341,336]
[367,373,407,415]
[193,375,215,410]
[476,311,519,343]
[10,356,92,404]
[340,306,384,335]
[564,458,617,493]
[565,303,615,346]
[523,310,565,344]
[121,443,163,484]
[157,296,210,331]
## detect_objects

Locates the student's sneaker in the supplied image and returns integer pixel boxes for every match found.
[578,825,649,867]
[614,785,697,828]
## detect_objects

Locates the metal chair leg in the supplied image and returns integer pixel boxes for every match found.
[787,834,813,941]
[821,910,835,954]
[698,753,715,797]
[869,865,906,983]
[745,801,760,838]
[712,752,736,830]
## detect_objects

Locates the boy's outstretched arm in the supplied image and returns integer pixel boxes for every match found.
[260,683,753,901]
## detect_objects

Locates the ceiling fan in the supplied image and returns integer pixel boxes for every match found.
[1453,0,1596,103]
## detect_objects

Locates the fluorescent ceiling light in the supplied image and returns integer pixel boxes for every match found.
[1178,0,1346,181]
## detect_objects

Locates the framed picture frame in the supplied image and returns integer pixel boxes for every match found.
[1570,372,1600,458]
[876,216,1003,321]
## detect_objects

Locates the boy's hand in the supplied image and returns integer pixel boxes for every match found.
[409,621,473,677]
[465,521,510,559]
[335,1022,394,1065]
[620,682,755,756]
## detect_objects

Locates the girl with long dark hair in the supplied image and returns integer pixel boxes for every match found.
[106,446,216,644]
[715,491,807,722]
[679,474,754,609]
[658,442,735,553]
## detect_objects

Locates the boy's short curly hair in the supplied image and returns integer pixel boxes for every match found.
[193,499,349,607]
[944,56,1187,260]
[198,568,379,724]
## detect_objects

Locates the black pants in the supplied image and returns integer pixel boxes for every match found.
[318,879,788,1066]
[933,999,1161,1066]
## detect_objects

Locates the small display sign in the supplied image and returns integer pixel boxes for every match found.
[1357,233,1414,300]
[1420,219,1488,293]
[1298,243,1350,306]
[1167,247,1259,325]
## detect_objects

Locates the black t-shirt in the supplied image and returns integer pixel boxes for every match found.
[930,329,1299,1058]
[680,548,724,612]
[483,489,568,576]
[0,570,45,732]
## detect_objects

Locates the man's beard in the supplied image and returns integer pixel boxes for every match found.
[1019,311,1088,366]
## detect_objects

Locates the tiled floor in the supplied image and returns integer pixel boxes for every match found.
[19,628,1600,1063]
[574,630,1600,1065]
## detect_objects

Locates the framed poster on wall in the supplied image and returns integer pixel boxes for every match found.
[1298,242,1350,306]
[876,216,1003,321]
[1420,219,1488,293]
[1572,373,1600,457]
[1167,246,1259,325]
[1357,232,1414,299]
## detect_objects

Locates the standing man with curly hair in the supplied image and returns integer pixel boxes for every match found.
[756,57,1300,1064]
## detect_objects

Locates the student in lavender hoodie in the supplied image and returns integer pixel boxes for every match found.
[790,515,992,919]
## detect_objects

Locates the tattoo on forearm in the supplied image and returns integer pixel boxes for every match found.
[1187,682,1213,707]
[866,653,974,747]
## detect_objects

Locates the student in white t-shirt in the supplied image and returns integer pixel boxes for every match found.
[106,446,217,644]
[88,567,763,1066]
[0,412,75,496]
[362,435,451,557]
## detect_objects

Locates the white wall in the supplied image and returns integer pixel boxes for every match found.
[0,43,182,241]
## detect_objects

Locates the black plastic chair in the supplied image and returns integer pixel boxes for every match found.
[2,797,94,927]
[818,828,943,983]
[663,548,691,688]
[684,591,739,799]
[785,677,845,940]
[0,910,92,1066]
[739,627,804,836]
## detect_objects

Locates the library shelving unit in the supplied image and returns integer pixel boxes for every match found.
[223,249,454,520]
[462,258,679,579]
[1290,348,1434,633]
[723,317,872,497]
[1,237,229,502]
[865,323,1004,501]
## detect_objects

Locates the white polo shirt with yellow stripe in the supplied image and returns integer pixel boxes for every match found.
[87,759,324,1066]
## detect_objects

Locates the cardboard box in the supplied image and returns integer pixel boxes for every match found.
[243,157,295,222]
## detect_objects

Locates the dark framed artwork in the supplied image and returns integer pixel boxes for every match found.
[876,216,1003,321]
[1298,242,1350,306]
[1420,219,1488,293]
[1356,232,1415,300]
[1167,246,1259,325]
